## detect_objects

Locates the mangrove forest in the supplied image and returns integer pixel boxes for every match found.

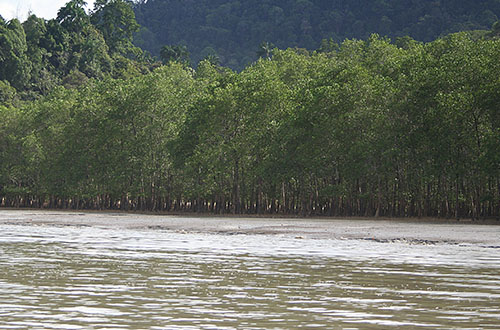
[1,1,500,219]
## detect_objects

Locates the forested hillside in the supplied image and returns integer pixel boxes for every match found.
[2,28,500,218]
[133,0,500,69]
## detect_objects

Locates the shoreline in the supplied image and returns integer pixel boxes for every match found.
[1,206,500,224]
[1,208,500,246]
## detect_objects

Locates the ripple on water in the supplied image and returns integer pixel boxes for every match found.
[1,223,500,329]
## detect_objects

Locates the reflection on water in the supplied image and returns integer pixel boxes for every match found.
[1,224,500,329]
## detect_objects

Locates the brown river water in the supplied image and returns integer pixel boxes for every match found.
[1,210,500,329]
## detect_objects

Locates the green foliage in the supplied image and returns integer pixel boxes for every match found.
[0,80,17,106]
[160,45,190,65]
[1,13,500,217]
[317,38,338,53]
[57,0,90,33]
[0,1,149,99]
[62,69,89,89]
[91,0,140,54]
[0,19,31,90]
[0,105,24,195]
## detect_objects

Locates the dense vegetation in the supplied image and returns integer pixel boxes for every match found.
[1,23,500,218]
[133,0,500,69]
[0,0,152,102]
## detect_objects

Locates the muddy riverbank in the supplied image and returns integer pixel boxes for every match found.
[1,209,499,246]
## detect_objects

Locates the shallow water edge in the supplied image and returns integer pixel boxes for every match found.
[1,209,500,245]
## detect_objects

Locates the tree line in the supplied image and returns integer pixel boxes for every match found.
[1,30,500,219]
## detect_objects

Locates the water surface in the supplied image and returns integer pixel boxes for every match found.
[1,215,500,329]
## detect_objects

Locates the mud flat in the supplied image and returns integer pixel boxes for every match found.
[1,209,499,246]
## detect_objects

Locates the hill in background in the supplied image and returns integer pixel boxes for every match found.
[133,0,500,70]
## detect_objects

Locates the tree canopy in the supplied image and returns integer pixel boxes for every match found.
[1,2,500,219]
[0,0,150,100]
[1,30,500,219]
